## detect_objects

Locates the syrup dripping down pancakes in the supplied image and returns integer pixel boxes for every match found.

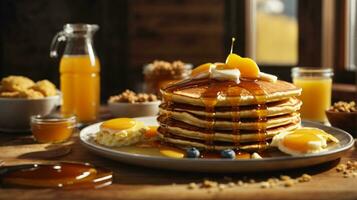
[158,78,302,151]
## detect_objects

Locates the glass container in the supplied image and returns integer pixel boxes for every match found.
[50,24,100,123]
[31,115,76,143]
[292,67,334,122]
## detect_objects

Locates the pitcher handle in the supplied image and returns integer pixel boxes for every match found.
[50,31,66,58]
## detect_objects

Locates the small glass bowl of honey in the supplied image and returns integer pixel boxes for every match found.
[31,114,77,143]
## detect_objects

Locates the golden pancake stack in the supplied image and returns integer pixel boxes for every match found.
[158,77,302,151]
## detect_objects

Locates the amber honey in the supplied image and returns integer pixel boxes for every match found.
[163,78,269,151]
[31,115,76,143]
[0,162,112,189]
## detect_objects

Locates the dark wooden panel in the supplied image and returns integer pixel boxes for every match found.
[334,0,347,70]
[297,0,323,67]
[128,0,226,69]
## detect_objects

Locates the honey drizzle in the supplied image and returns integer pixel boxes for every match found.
[201,83,220,150]
[163,78,268,151]
[227,86,241,148]
[0,162,112,189]
[201,80,239,149]
[239,79,268,150]
[161,92,173,138]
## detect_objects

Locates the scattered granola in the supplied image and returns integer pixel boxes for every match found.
[183,161,357,191]
[336,160,357,178]
[144,60,190,78]
[187,182,198,189]
[108,90,158,103]
[260,181,270,189]
[184,173,313,191]
[283,179,295,187]
[329,101,356,113]
[202,179,218,188]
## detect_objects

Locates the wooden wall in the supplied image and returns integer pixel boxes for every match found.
[0,0,227,100]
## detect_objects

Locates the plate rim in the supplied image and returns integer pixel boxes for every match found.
[79,117,354,163]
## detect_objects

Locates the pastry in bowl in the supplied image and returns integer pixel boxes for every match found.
[0,76,60,132]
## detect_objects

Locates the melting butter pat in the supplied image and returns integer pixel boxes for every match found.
[259,72,277,82]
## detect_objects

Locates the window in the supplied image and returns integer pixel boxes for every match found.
[348,0,356,70]
[254,0,298,65]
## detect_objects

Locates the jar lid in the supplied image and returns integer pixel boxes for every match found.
[291,67,334,78]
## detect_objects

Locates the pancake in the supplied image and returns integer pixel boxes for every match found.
[158,110,300,130]
[158,76,301,151]
[158,132,269,151]
[161,78,301,107]
[158,117,301,143]
[160,97,301,118]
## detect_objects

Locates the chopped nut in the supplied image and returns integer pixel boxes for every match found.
[268,178,279,184]
[297,174,312,182]
[336,164,347,172]
[283,180,295,187]
[218,184,226,190]
[260,182,270,189]
[187,182,198,189]
[227,182,236,187]
[202,179,218,188]
[329,101,356,113]
[280,175,291,181]
[237,180,244,186]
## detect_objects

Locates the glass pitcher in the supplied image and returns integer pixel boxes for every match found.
[50,24,100,123]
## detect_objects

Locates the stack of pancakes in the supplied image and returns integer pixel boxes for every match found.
[158,78,302,151]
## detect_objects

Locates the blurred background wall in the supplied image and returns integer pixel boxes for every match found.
[0,0,227,100]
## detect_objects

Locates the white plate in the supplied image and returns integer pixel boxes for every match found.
[80,117,354,172]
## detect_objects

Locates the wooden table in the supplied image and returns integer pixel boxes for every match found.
[0,129,357,200]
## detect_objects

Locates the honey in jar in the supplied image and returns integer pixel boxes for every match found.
[31,115,76,143]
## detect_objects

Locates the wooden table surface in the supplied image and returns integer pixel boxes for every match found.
[0,123,357,200]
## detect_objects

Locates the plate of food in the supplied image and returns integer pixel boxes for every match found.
[80,49,354,172]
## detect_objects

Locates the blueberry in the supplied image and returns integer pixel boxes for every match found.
[186,147,200,158]
[221,149,236,159]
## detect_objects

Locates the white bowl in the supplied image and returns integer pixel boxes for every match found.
[0,95,61,132]
[108,101,161,118]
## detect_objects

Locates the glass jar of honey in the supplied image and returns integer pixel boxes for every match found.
[31,115,77,143]
[143,60,192,96]
[292,67,334,122]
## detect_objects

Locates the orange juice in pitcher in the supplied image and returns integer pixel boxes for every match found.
[50,24,100,123]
